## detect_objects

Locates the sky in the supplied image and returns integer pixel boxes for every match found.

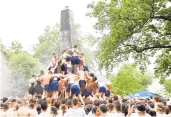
[0,0,96,50]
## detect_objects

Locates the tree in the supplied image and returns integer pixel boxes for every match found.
[87,0,171,80]
[9,52,41,78]
[164,79,171,93]
[110,64,152,96]
[33,24,60,65]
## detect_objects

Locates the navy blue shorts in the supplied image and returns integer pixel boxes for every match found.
[82,89,93,98]
[71,84,81,95]
[83,66,89,71]
[66,83,74,92]
[99,86,106,93]
[71,56,80,65]
[44,84,49,91]
[79,80,86,87]
[49,80,58,91]
[105,90,110,97]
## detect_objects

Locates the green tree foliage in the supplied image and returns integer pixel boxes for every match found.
[9,52,41,78]
[164,79,171,93]
[110,64,152,95]
[33,24,60,64]
[87,0,171,80]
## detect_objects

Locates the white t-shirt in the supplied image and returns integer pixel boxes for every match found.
[65,108,86,117]
[36,111,52,117]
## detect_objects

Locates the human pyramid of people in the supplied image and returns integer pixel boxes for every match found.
[1,44,171,117]
[28,44,111,105]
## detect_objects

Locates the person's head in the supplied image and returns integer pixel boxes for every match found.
[92,106,100,116]
[94,100,101,107]
[107,103,114,112]
[113,95,118,101]
[165,107,170,115]
[92,77,97,82]
[2,97,8,103]
[155,103,165,113]
[149,110,156,116]
[90,73,94,78]
[67,99,72,109]
[108,97,113,103]
[72,97,78,106]
[153,96,159,103]
[85,104,93,115]
[74,44,78,48]
[67,67,72,74]
[136,103,146,113]
[149,102,155,109]
[99,104,108,115]
[46,97,52,105]
[50,106,57,116]
[29,99,36,109]
[60,104,67,116]
[40,70,44,75]
[52,53,56,57]
[54,100,61,110]
[114,101,121,112]
[41,101,48,111]
[36,106,41,115]
[168,105,171,113]
[3,104,9,112]
[80,53,84,57]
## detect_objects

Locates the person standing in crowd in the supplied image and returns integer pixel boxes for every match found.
[65,97,86,117]
[70,44,80,74]
[78,65,86,88]
[37,101,52,117]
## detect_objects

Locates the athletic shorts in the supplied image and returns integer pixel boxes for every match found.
[79,80,86,87]
[61,65,66,71]
[82,89,93,98]
[49,80,58,91]
[83,66,89,71]
[99,86,106,93]
[71,56,80,65]
[71,84,81,95]
[44,84,49,91]
[105,90,110,97]
[66,83,74,92]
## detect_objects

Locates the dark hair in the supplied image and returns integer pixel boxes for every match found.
[114,101,121,112]
[136,103,146,112]
[149,102,155,108]
[72,97,78,106]
[74,44,78,48]
[67,99,72,109]
[99,104,108,113]
[36,106,41,115]
[121,103,128,116]
[94,100,101,106]
[41,101,48,111]
[113,95,118,101]
[149,110,156,116]
[108,97,113,103]
[153,96,159,102]
[3,97,8,103]
[85,104,93,115]
[54,100,61,109]
[51,106,57,116]
[61,104,67,116]
[165,107,170,114]
[92,106,99,114]
[92,77,97,81]
[107,103,114,111]
[90,73,94,77]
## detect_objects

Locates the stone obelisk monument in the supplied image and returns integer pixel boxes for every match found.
[59,6,77,53]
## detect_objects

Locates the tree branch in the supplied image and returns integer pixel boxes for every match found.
[134,45,171,53]
[150,15,171,21]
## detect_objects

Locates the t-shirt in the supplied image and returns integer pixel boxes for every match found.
[65,108,86,117]
[36,111,52,117]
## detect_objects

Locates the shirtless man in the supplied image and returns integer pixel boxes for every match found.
[61,67,79,98]
[39,70,50,98]
[78,66,86,87]
[86,74,99,95]
[26,99,37,117]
